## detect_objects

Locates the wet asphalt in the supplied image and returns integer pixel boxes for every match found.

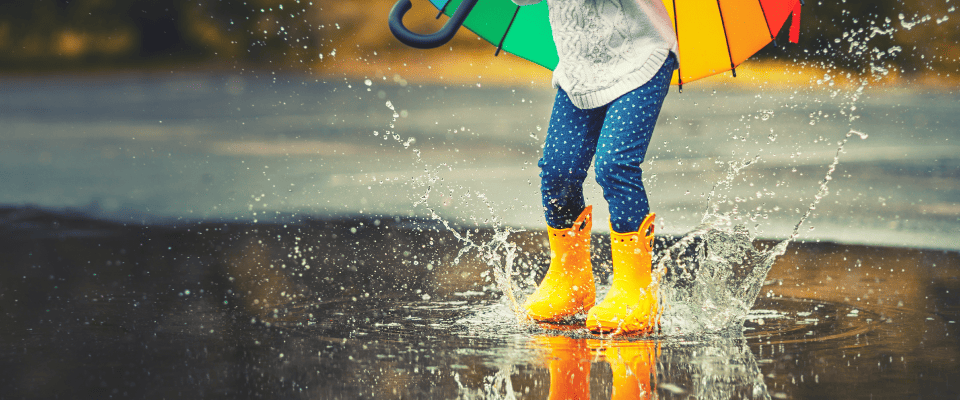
[1,73,957,250]
[0,208,958,399]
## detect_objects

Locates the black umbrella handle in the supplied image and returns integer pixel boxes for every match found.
[389,0,479,49]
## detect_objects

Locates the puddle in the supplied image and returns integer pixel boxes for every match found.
[1,207,958,398]
[1,4,958,399]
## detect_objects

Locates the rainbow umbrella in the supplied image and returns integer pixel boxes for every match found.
[389,0,803,89]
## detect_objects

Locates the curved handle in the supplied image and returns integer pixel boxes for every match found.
[389,0,479,49]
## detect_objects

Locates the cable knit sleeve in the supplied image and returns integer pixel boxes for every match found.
[512,0,542,5]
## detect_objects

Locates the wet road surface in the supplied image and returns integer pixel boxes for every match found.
[1,74,958,250]
[1,208,958,399]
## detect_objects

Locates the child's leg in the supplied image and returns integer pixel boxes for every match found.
[586,55,675,334]
[540,89,606,229]
[525,89,605,321]
[593,56,674,233]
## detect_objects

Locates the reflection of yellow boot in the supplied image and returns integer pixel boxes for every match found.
[534,335,591,400]
[591,340,658,399]
[586,213,659,334]
[524,206,596,322]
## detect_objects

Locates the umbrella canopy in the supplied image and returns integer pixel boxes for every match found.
[389,0,803,87]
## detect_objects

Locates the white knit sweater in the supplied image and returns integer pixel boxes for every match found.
[513,0,678,109]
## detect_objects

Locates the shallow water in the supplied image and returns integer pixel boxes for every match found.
[2,207,957,399]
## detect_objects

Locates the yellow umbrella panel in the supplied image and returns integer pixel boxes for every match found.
[666,0,803,86]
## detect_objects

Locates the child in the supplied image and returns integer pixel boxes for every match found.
[514,0,678,334]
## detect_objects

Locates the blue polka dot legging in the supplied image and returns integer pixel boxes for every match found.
[540,54,675,233]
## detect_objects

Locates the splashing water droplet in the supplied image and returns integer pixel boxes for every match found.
[848,129,869,139]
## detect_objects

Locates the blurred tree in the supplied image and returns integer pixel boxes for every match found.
[895,0,960,76]
[0,0,955,79]
[192,0,325,67]
[765,0,958,78]
[127,0,190,57]
[0,0,329,70]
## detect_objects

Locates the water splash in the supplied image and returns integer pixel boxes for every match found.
[656,130,867,336]
[433,215,526,325]
[380,97,528,325]
[375,7,911,339]
[658,339,772,399]
[646,6,912,336]
[451,124,863,338]
[454,367,518,400]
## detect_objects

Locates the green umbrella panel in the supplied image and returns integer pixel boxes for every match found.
[426,0,559,70]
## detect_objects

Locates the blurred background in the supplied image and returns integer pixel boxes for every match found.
[0,0,957,81]
[1,0,958,249]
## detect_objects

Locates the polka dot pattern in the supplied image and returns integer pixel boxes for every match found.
[540,54,675,233]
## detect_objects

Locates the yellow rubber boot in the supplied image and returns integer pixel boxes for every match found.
[533,335,591,400]
[524,206,596,322]
[600,341,658,400]
[586,213,659,334]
